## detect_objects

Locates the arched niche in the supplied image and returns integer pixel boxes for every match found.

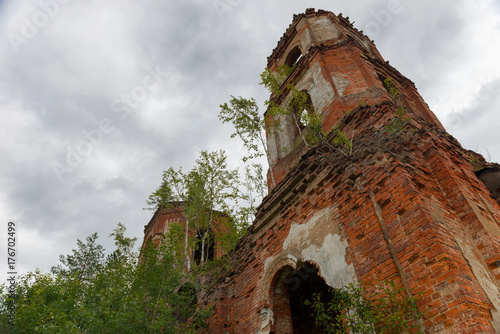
[284,45,303,68]
[259,255,336,334]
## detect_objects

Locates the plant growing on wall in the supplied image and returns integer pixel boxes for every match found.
[260,65,352,156]
[219,65,354,195]
[383,78,413,139]
[305,280,422,334]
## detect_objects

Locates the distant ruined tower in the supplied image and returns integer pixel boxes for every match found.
[193,9,500,333]
[142,203,229,266]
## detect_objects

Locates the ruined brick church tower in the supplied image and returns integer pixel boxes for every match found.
[168,9,500,333]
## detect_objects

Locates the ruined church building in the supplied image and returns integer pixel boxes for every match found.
[144,9,500,333]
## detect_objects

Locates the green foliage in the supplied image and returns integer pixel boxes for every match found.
[0,224,209,333]
[260,65,352,156]
[259,65,294,96]
[50,233,104,282]
[218,95,275,188]
[219,97,264,162]
[306,281,422,334]
[468,156,485,172]
[383,78,413,136]
[148,150,250,270]
[333,128,353,156]
[237,163,266,226]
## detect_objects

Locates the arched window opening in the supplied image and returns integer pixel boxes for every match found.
[290,91,315,140]
[194,229,215,265]
[284,46,302,68]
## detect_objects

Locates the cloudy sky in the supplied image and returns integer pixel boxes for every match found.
[1,0,499,277]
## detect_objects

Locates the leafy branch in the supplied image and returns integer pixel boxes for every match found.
[219,97,275,188]
[306,280,422,334]
[261,65,352,156]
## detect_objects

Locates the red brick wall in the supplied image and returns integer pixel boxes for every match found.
[200,99,500,333]
[194,9,500,333]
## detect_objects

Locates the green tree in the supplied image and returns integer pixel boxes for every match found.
[51,233,104,282]
[147,150,241,269]
[219,96,275,188]
[220,65,352,194]
[0,224,208,333]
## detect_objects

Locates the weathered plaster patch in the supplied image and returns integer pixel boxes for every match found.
[332,74,350,97]
[277,117,294,157]
[302,233,356,288]
[308,62,335,113]
[455,238,500,332]
[346,32,373,55]
[256,308,274,334]
[267,131,279,166]
[283,207,357,288]
[469,199,500,236]
[308,17,340,42]
[300,28,313,53]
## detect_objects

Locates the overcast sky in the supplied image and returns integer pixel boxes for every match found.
[1,0,499,277]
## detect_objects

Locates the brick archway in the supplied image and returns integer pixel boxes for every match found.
[260,253,300,304]
[260,255,331,334]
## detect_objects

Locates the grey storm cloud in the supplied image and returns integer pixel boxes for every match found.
[0,0,499,276]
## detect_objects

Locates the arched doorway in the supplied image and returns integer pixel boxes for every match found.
[269,261,336,334]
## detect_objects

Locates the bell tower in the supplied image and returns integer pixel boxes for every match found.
[265,8,443,188]
[197,9,500,334]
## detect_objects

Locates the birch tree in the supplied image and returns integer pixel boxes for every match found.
[147,150,240,269]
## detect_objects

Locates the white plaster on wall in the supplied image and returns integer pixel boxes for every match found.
[308,62,335,113]
[301,234,356,288]
[277,115,294,157]
[282,207,357,289]
[332,74,350,97]
[300,28,312,53]
[267,130,279,166]
[309,17,340,42]
[347,32,373,56]
[256,308,274,334]
[455,238,500,332]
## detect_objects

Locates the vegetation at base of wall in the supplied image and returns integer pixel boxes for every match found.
[305,280,422,334]
[0,223,210,334]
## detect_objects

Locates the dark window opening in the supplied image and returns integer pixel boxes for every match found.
[284,46,303,68]
[194,229,215,265]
